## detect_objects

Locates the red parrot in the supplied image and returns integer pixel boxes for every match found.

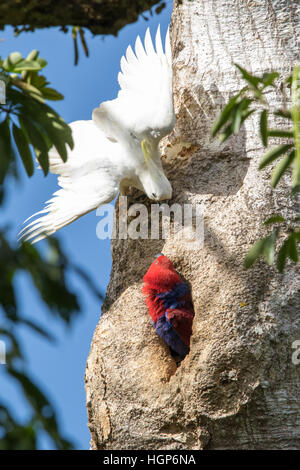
[143,254,195,360]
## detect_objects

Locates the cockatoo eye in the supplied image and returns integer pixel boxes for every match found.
[130,132,138,141]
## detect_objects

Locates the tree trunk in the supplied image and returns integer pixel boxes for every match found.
[85,0,300,450]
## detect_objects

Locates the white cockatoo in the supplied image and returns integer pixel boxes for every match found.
[20,26,175,244]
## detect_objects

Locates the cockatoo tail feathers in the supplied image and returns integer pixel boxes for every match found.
[19,121,119,244]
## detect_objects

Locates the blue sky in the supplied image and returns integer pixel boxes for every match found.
[0,1,172,449]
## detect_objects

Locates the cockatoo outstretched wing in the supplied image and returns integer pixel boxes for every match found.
[19,120,120,244]
[92,26,174,141]
[19,26,174,244]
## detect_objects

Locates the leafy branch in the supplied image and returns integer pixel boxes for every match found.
[212,64,300,272]
[0,49,73,185]
[71,27,89,66]
[0,233,79,449]
[0,48,103,449]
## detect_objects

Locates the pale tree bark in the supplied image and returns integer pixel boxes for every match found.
[85,0,300,449]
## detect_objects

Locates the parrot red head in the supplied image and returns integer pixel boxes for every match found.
[143,254,181,292]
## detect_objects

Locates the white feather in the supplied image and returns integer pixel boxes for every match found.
[19,26,175,244]
[155,25,164,58]
[126,45,138,65]
[19,121,120,244]
[134,35,146,61]
[165,26,172,64]
[144,28,156,56]
[102,25,174,137]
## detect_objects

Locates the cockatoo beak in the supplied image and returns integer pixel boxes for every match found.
[140,139,172,201]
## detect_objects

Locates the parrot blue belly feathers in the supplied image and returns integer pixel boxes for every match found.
[143,254,195,360]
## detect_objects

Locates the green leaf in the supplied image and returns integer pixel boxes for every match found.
[288,234,299,262]
[29,73,48,90]
[277,238,289,272]
[12,78,44,103]
[260,110,268,147]
[267,129,293,138]
[217,105,254,142]
[264,215,285,225]
[244,237,266,268]
[20,109,72,161]
[32,111,72,161]
[211,92,241,137]
[244,231,278,268]
[38,150,50,175]
[35,149,49,175]
[8,52,22,65]
[277,233,299,272]
[263,230,277,265]
[72,26,79,66]
[240,108,255,122]
[232,107,242,135]
[2,52,22,70]
[36,57,47,69]
[259,144,293,170]
[12,124,34,177]
[291,64,300,189]
[0,117,11,184]
[11,60,43,73]
[26,50,39,61]
[291,184,300,196]
[18,115,49,154]
[219,124,233,143]
[274,109,292,120]
[78,27,89,58]
[235,64,260,89]
[261,72,279,88]
[18,116,50,175]
[232,98,252,135]
[41,87,64,101]
[19,239,80,322]
[8,87,73,153]
[271,150,295,188]
[294,231,300,240]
